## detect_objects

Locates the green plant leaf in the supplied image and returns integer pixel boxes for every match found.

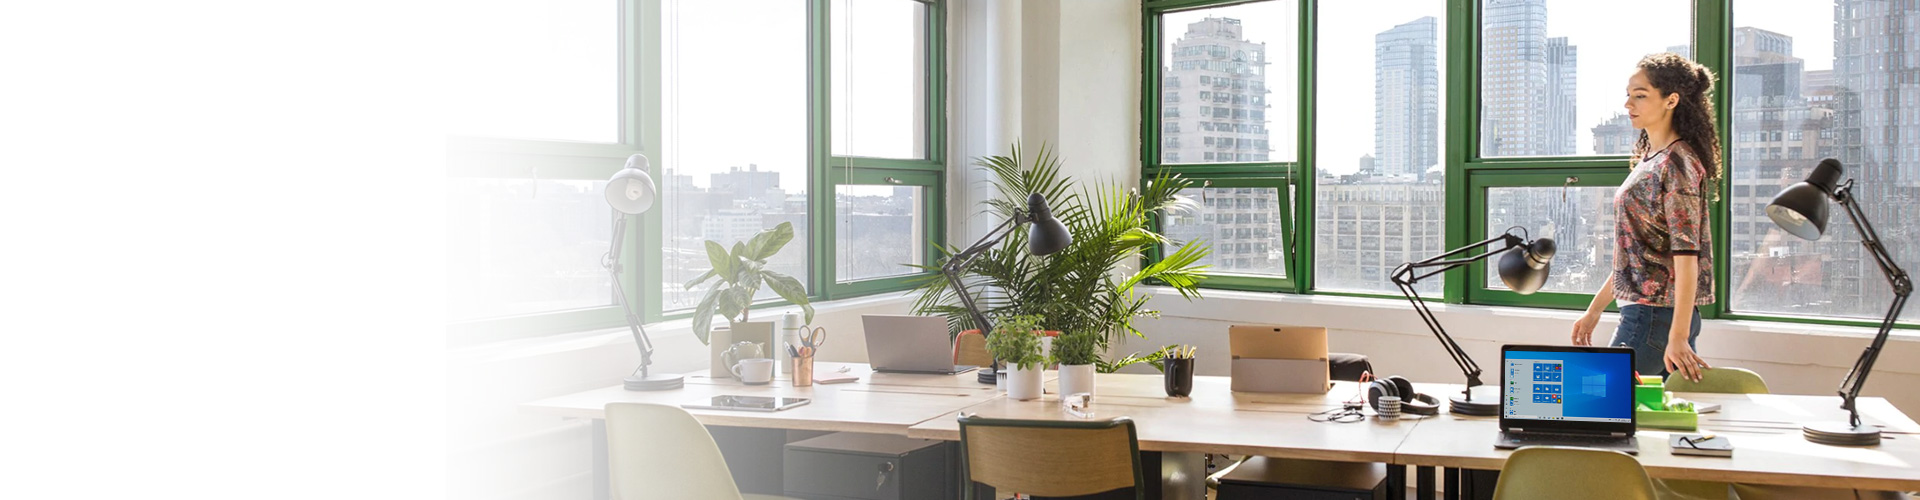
[745,222,795,261]
[682,269,717,290]
[763,270,813,324]
[690,285,725,345]
[716,285,750,324]
[704,241,732,282]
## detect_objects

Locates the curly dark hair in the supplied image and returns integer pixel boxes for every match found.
[1633,53,1722,198]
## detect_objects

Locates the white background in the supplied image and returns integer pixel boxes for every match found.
[1,1,444,498]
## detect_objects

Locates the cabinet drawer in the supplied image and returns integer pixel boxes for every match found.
[783,449,903,500]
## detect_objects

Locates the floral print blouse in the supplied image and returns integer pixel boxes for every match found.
[1612,141,1715,307]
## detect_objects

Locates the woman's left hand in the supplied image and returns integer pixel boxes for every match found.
[1664,340,1709,383]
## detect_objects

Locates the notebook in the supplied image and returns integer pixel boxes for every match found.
[1669,434,1734,457]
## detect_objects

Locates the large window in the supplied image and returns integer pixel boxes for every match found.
[1314,1,1446,295]
[1147,0,1302,291]
[660,0,810,310]
[446,0,640,336]
[1479,0,1691,158]
[1156,1,1298,165]
[450,0,946,338]
[1726,1,1920,322]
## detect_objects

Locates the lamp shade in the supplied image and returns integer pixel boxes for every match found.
[1496,237,1556,294]
[1025,193,1072,255]
[606,154,657,215]
[1767,158,1845,241]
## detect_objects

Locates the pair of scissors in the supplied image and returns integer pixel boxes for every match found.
[800,326,827,349]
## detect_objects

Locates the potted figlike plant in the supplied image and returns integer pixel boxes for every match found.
[1052,330,1100,396]
[987,314,1047,400]
[687,222,813,376]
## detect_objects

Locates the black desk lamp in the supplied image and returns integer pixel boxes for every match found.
[1390,228,1556,416]
[1767,159,1910,446]
[607,154,682,391]
[944,193,1073,384]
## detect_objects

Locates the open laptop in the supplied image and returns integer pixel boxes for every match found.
[1494,344,1640,454]
[862,315,978,375]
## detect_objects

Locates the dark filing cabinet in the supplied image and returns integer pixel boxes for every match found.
[1214,456,1388,500]
[782,432,956,500]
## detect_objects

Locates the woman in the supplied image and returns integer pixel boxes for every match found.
[1569,53,1721,383]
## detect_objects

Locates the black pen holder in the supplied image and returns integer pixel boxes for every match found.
[1163,357,1195,397]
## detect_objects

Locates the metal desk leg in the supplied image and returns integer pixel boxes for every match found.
[1416,466,1435,500]
[592,419,609,500]
[1161,451,1206,500]
[1443,467,1459,500]
[1388,464,1407,500]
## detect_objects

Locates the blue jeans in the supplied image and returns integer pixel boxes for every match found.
[1609,304,1701,376]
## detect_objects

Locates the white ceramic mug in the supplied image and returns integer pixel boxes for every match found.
[731,358,776,385]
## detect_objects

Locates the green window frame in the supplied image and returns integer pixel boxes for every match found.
[447,1,652,342]
[1142,0,1315,294]
[1139,0,1913,331]
[454,0,946,336]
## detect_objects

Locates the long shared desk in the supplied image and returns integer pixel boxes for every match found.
[524,362,1920,500]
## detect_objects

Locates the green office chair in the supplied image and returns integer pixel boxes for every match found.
[603,403,798,500]
[958,414,1146,500]
[1664,367,1769,394]
[1492,446,1655,500]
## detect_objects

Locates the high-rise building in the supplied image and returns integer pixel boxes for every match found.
[1481,0,1578,157]
[1545,37,1578,156]
[1591,113,1637,155]
[1162,17,1271,165]
[1163,187,1287,275]
[1375,16,1439,178]
[1816,0,1920,319]
[1314,182,1445,288]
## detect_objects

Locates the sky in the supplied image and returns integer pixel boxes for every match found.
[1174,0,1839,175]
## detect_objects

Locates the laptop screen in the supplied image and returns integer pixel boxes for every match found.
[1502,349,1634,424]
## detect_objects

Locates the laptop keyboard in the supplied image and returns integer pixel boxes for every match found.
[1507,433,1629,445]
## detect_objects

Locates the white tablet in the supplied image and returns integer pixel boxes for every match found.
[682,395,811,412]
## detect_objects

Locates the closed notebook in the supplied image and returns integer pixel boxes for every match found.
[1669,434,1733,457]
[813,372,859,384]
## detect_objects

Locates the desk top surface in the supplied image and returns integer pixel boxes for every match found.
[904,373,1424,463]
[1393,391,1920,491]
[527,367,1920,490]
[522,362,1006,434]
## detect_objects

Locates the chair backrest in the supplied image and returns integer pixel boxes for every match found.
[1493,446,1656,500]
[958,415,1144,499]
[604,403,744,500]
[954,329,992,367]
[1664,367,1769,394]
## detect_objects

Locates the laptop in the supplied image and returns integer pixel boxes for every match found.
[862,315,978,375]
[1494,344,1640,454]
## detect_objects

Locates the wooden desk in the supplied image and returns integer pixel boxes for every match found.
[524,362,1003,435]
[907,373,1418,464]
[1393,391,1920,492]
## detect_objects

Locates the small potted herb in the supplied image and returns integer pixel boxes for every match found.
[1052,330,1100,396]
[987,314,1046,400]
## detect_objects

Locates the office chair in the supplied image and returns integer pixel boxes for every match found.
[958,414,1146,500]
[954,329,992,368]
[1492,446,1655,500]
[1663,367,1769,394]
[603,403,798,500]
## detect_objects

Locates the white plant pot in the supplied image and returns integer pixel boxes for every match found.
[1058,364,1097,396]
[1006,365,1044,401]
[708,326,733,379]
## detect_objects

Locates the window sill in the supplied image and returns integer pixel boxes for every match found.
[1140,286,1920,374]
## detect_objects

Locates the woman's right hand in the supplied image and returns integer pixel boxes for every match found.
[1571,312,1600,346]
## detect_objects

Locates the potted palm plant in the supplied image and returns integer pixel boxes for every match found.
[909,143,1213,373]
[986,314,1047,400]
[686,222,813,377]
[1052,330,1100,395]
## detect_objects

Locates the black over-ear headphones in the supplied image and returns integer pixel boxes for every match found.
[1367,375,1441,416]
